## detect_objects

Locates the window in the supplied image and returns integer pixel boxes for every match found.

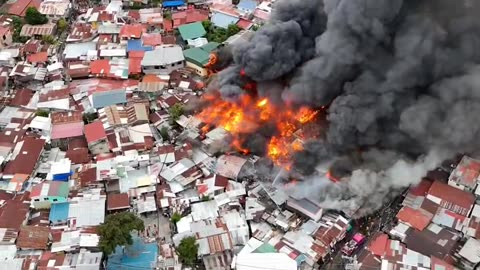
[52,198,58,202]
[44,198,49,201]
[160,65,166,69]
[34,199,39,202]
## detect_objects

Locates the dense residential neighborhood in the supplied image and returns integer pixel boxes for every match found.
[0,0,478,270]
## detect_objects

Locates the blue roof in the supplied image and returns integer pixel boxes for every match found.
[127,39,153,52]
[108,237,158,270]
[92,90,127,108]
[49,202,70,223]
[162,0,184,7]
[211,13,239,29]
[237,0,257,11]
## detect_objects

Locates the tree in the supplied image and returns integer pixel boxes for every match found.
[171,212,182,224]
[168,103,184,125]
[177,236,198,267]
[35,110,49,117]
[12,16,29,43]
[97,212,145,256]
[163,10,172,20]
[57,18,68,33]
[227,24,241,37]
[201,195,210,201]
[202,20,212,32]
[251,23,262,31]
[25,7,48,25]
[159,126,170,141]
[41,35,56,45]
[151,0,161,7]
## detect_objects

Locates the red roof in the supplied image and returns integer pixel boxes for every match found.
[0,200,29,230]
[27,51,48,63]
[129,57,142,75]
[66,148,90,164]
[128,10,140,20]
[107,193,130,210]
[16,226,49,250]
[97,11,114,22]
[368,232,388,256]
[431,256,455,270]
[163,19,173,32]
[119,24,146,39]
[427,181,475,216]
[409,178,433,197]
[396,206,433,231]
[84,121,107,143]
[3,137,45,176]
[8,0,40,16]
[171,9,209,27]
[10,88,33,107]
[142,33,163,46]
[89,59,111,75]
[236,19,253,29]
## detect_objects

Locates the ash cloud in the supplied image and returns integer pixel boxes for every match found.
[213,0,480,216]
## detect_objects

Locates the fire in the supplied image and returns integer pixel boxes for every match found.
[196,93,321,168]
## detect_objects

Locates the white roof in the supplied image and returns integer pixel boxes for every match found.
[99,49,126,57]
[191,201,219,221]
[68,198,106,227]
[141,45,185,66]
[47,62,64,72]
[235,253,297,270]
[64,42,97,59]
[459,237,480,263]
[176,215,193,234]
[29,116,51,131]
[136,195,157,213]
[128,123,152,143]
[0,245,17,260]
[187,38,208,48]
[216,155,247,179]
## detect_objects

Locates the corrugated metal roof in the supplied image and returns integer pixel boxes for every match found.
[211,12,239,29]
[178,22,206,40]
[49,202,70,222]
[92,89,127,108]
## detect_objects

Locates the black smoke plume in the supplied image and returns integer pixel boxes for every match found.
[212,0,480,216]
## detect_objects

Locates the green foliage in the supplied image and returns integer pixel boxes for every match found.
[205,23,241,43]
[163,10,172,20]
[177,236,198,267]
[201,195,210,201]
[97,212,145,256]
[171,212,182,224]
[252,24,262,31]
[130,1,142,9]
[41,35,56,45]
[12,17,29,43]
[35,110,49,117]
[168,103,184,125]
[25,7,48,25]
[151,0,161,7]
[57,18,68,33]
[159,126,170,141]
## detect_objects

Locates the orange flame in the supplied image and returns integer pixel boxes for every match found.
[196,94,321,168]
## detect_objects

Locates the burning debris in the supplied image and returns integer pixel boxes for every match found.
[197,0,480,216]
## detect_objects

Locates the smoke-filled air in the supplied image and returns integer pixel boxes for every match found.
[196,0,480,217]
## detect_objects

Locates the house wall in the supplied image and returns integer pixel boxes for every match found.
[142,61,185,75]
[88,139,110,155]
[185,61,207,77]
[0,30,12,48]
[31,196,68,209]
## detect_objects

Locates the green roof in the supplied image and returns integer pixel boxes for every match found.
[201,42,220,53]
[183,43,220,67]
[178,22,206,40]
[253,243,277,254]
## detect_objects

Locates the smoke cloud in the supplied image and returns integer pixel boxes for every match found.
[211,0,480,216]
